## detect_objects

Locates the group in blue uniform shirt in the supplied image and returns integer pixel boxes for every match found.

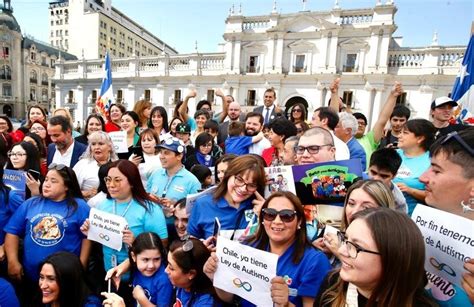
[132,265,173,306]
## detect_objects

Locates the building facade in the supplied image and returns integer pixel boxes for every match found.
[48,0,177,60]
[53,1,466,127]
[0,0,76,119]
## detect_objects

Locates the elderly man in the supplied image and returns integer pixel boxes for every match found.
[334,112,367,170]
[47,115,87,167]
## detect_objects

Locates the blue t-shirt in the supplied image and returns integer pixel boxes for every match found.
[241,243,331,307]
[187,193,256,240]
[147,167,201,203]
[0,188,23,244]
[393,149,430,215]
[347,137,367,171]
[426,272,472,307]
[225,135,253,155]
[175,287,215,306]
[97,198,168,274]
[132,265,173,307]
[4,196,90,281]
[0,278,19,307]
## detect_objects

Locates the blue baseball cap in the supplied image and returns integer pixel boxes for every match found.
[156,137,186,154]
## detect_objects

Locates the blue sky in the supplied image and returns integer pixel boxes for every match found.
[13,0,473,54]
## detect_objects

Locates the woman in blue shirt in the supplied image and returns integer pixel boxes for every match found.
[4,164,91,304]
[393,119,436,215]
[166,237,216,306]
[204,191,331,307]
[187,155,266,241]
[80,159,168,306]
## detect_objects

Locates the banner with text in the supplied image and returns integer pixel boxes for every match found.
[412,205,473,286]
[87,208,128,251]
[108,131,128,153]
[214,236,278,306]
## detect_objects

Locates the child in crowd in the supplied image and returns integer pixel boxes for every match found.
[224,121,264,155]
[190,164,213,190]
[106,232,173,307]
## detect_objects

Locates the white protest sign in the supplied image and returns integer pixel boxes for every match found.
[214,236,278,306]
[412,205,474,287]
[108,131,128,153]
[88,208,128,251]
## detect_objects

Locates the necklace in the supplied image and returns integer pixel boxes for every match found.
[113,199,132,217]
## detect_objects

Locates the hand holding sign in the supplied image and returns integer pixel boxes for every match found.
[213,236,278,306]
[88,208,128,251]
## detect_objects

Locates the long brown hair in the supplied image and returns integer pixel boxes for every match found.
[320,208,436,307]
[246,191,310,264]
[340,179,396,230]
[108,160,156,210]
[213,155,266,201]
[133,100,152,127]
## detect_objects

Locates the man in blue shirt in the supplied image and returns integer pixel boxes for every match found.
[334,112,367,170]
[147,138,201,215]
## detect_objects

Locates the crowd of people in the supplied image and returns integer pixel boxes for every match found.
[0,78,472,307]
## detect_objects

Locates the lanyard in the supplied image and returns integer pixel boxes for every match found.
[113,200,132,217]
[161,167,183,198]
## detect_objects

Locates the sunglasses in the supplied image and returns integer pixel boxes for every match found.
[48,163,67,171]
[292,109,302,113]
[441,131,473,156]
[262,208,298,223]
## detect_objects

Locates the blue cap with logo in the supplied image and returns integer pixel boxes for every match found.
[156,137,186,154]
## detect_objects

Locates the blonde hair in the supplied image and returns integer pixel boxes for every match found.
[53,108,74,126]
[80,131,118,161]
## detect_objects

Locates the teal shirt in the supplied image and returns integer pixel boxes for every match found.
[147,167,201,202]
[98,198,168,276]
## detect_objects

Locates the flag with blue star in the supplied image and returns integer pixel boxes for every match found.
[451,34,473,125]
[96,51,114,118]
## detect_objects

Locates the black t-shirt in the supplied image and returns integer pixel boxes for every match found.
[435,123,467,139]
[378,130,399,149]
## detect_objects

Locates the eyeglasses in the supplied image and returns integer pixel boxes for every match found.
[31,126,46,131]
[48,163,67,171]
[357,122,367,127]
[441,131,474,156]
[104,177,124,185]
[292,109,302,113]
[340,233,380,259]
[295,145,333,155]
[262,208,298,223]
[7,152,27,158]
[233,175,258,192]
[201,142,213,148]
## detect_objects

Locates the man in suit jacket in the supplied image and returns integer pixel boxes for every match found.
[253,88,279,125]
[47,115,87,168]
[217,101,244,146]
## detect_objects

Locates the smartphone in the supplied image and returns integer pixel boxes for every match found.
[211,217,221,246]
[28,169,41,181]
[392,141,398,148]
[132,146,145,163]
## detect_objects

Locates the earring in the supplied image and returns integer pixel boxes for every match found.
[297,226,301,230]
[461,199,474,214]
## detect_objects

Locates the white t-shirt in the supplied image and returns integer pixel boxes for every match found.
[51,141,75,167]
[73,158,100,191]
[249,137,271,156]
[331,131,350,161]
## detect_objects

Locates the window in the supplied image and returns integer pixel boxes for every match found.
[42,57,48,67]
[30,88,37,101]
[294,54,306,72]
[2,83,11,97]
[30,70,38,83]
[144,89,151,101]
[207,89,214,103]
[67,90,74,104]
[116,89,123,103]
[342,91,353,107]
[91,90,98,103]
[174,89,181,103]
[343,53,357,72]
[396,92,407,105]
[30,52,36,61]
[1,65,11,80]
[248,56,259,73]
[247,90,256,106]
[42,89,48,101]
[42,73,49,85]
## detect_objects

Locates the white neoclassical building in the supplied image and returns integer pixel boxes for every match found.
[53,1,466,128]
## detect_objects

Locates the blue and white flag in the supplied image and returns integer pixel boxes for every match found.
[451,34,474,125]
[96,51,114,118]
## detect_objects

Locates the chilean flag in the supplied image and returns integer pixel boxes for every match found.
[451,34,474,125]
[96,51,113,118]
